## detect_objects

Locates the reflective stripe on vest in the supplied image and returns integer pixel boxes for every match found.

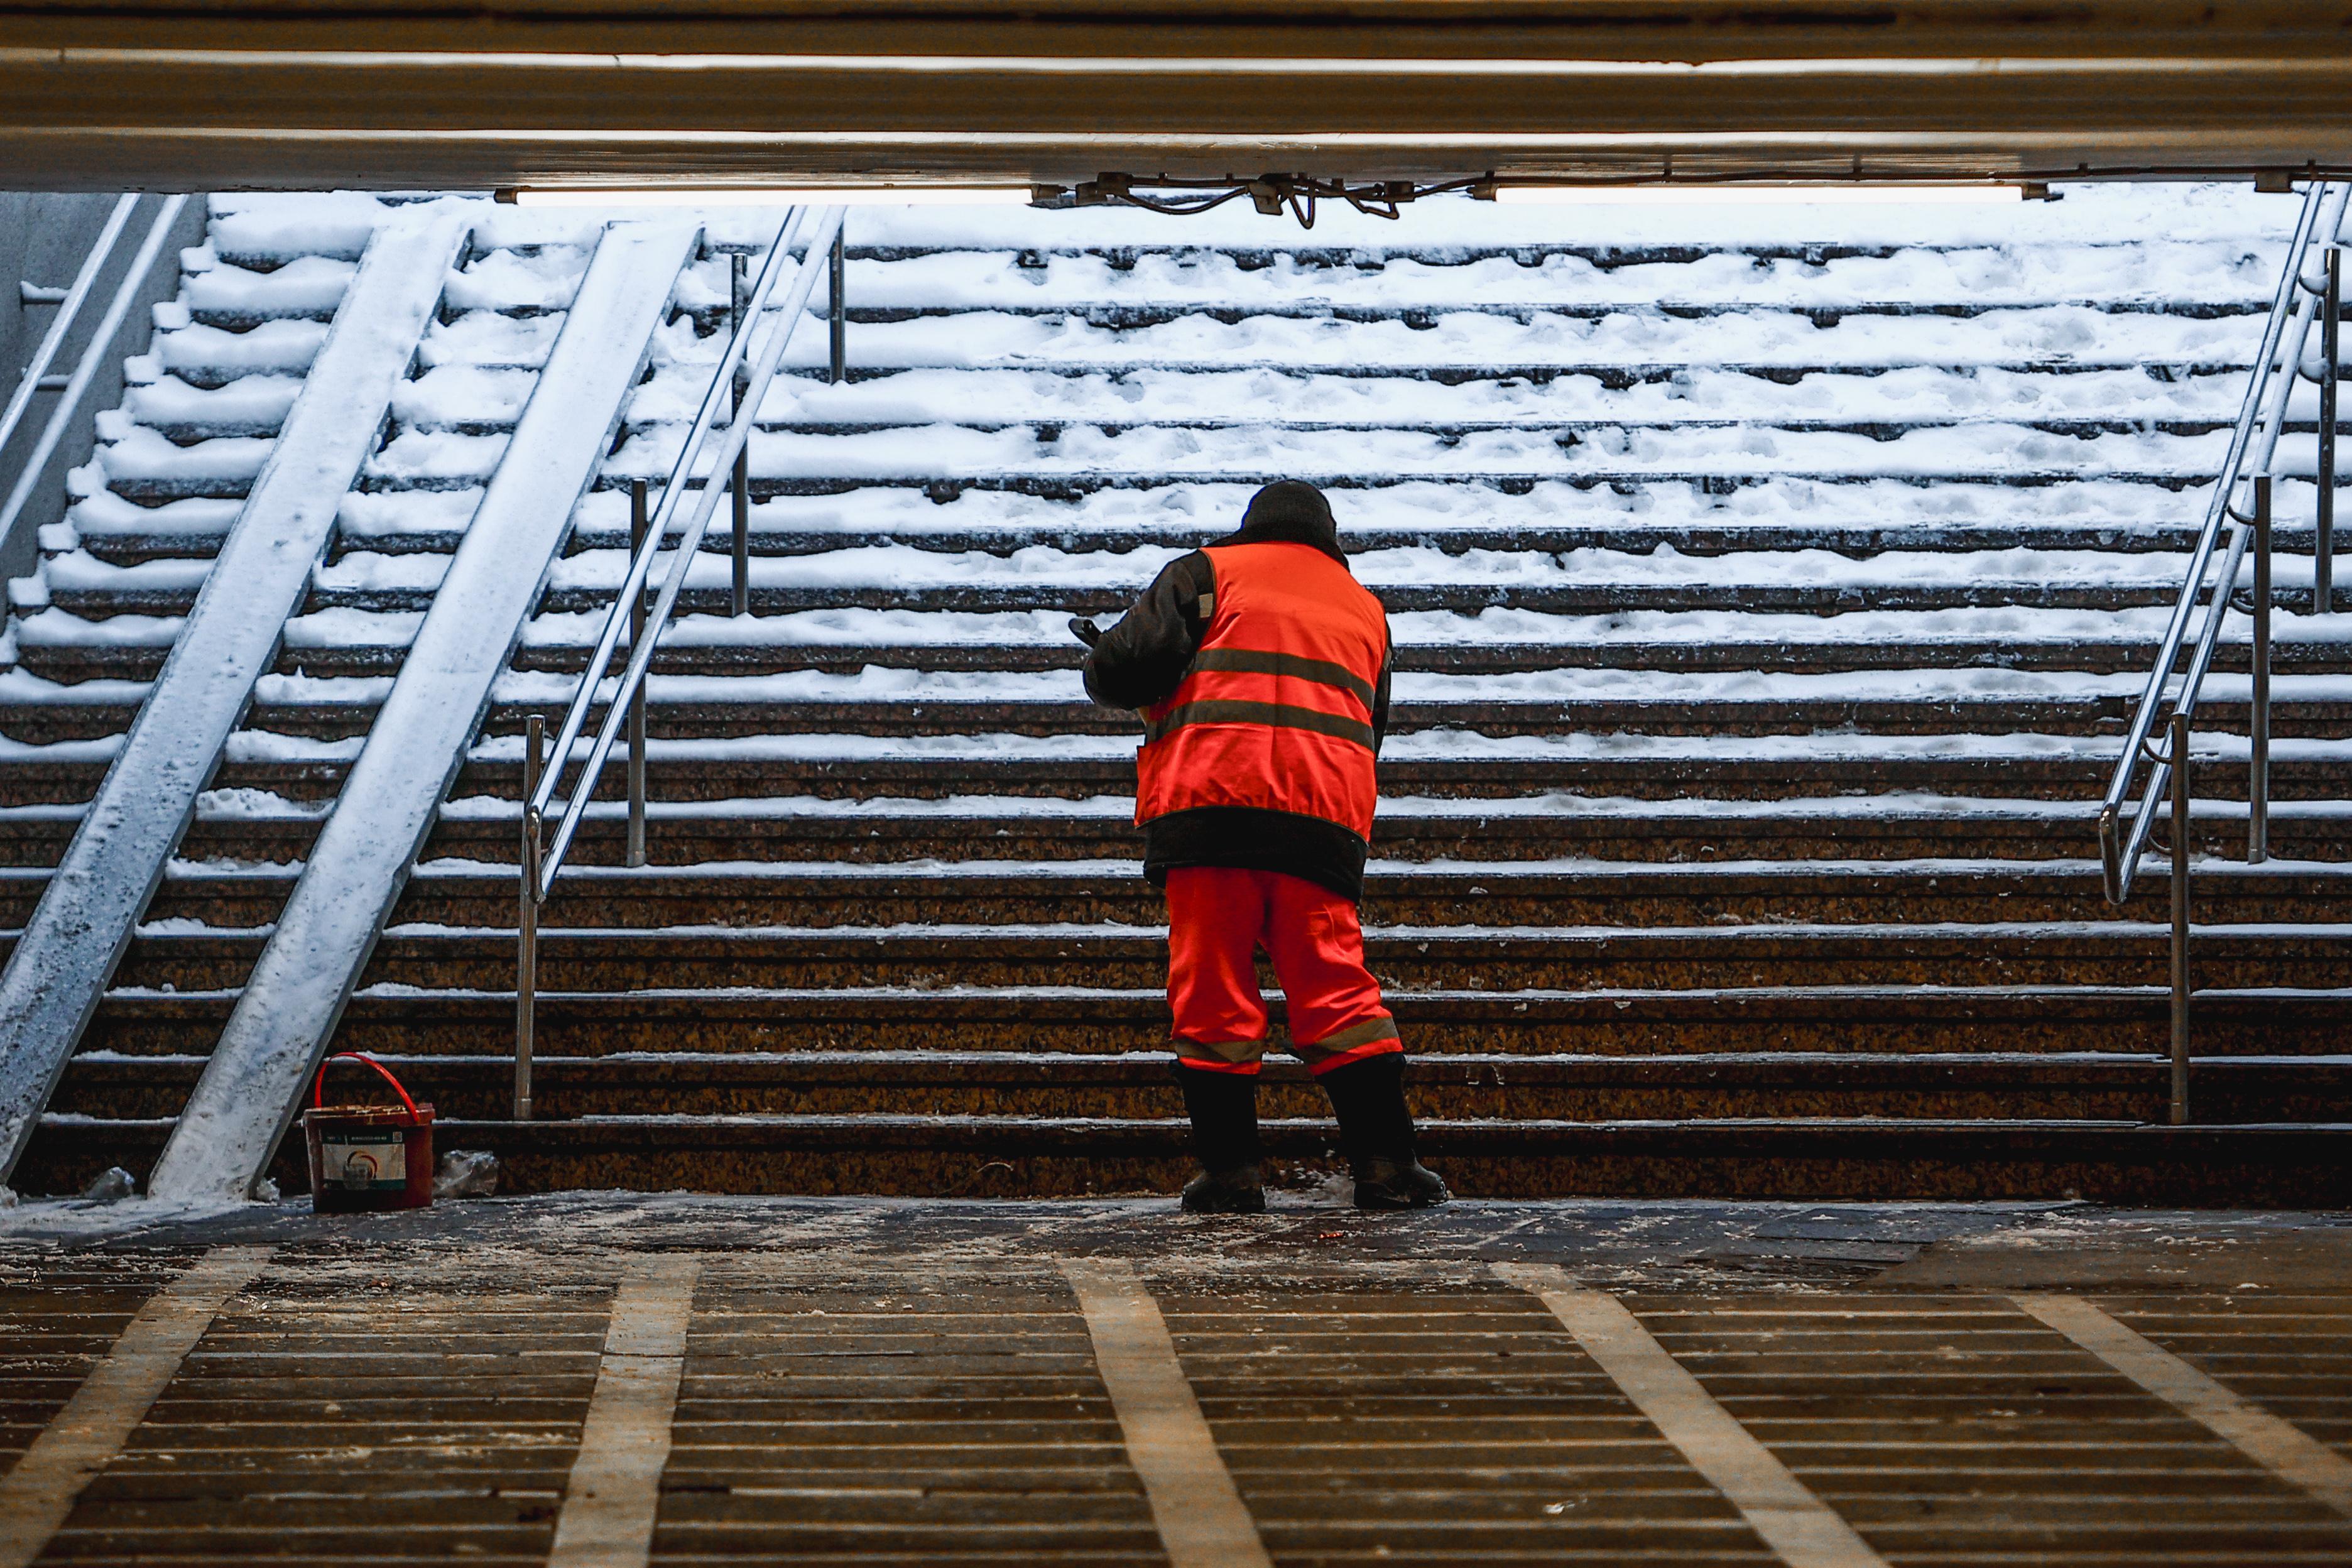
[1135,541,1386,839]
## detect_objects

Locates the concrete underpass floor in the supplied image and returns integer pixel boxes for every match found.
[4,1196,2351,1566]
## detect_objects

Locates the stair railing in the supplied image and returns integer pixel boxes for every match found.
[0,196,137,469]
[2096,178,2349,1126]
[511,203,847,1120]
[0,195,190,571]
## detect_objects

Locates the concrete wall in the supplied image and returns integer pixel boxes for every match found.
[0,192,206,580]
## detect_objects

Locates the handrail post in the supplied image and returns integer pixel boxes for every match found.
[830,226,847,384]
[2323,245,2341,616]
[2168,710,2192,1127]
[2250,476,2272,863]
[731,252,751,618]
[516,712,544,1123]
[627,478,649,869]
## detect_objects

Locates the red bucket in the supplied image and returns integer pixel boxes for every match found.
[302,1053,434,1213]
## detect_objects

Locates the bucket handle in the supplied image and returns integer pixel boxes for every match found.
[312,1051,421,1116]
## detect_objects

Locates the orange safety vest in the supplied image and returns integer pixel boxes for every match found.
[1134,541,1388,839]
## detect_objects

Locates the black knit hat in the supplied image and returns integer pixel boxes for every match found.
[1225,480,1345,564]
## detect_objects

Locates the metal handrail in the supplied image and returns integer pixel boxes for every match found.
[526,203,845,892]
[0,195,136,463]
[0,196,188,564]
[2096,180,2351,904]
[511,204,845,1119]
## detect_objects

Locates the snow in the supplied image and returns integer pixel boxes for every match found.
[197,787,330,820]
[541,538,2213,597]
[477,662,2352,709]
[558,473,2276,539]
[184,255,355,322]
[312,551,451,595]
[96,425,274,486]
[156,319,329,378]
[420,311,563,371]
[126,375,303,437]
[630,362,2269,430]
[13,607,182,648]
[645,302,2275,376]
[687,240,2280,315]
[438,790,1135,820]
[609,416,2236,486]
[65,490,244,540]
[521,606,1081,650]
[282,607,425,650]
[443,246,594,314]
[337,488,484,541]
[391,368,538,431]
[366,429,510,487]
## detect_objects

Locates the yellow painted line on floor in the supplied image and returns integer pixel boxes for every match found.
[2012,1292,2352,1520]
[1495,1263,1890,1568]
[0,1244,273,1568]
[1060,1257,1273,1568]
[548,1253,704,1568]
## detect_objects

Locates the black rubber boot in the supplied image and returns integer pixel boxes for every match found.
[1318,1052,1450,1211]
[1175,1064,1266,1214]
[1181,1166,1267,1214]
[1348,1156,1451,1211]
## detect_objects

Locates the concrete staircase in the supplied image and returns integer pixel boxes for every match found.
[6,186,2351,1202]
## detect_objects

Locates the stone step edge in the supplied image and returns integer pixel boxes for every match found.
[63,1048,2350,1082]
[84,982,2352,1018]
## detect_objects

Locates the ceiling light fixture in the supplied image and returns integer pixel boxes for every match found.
[496,186,1038,208]
[1487,183,2039,206]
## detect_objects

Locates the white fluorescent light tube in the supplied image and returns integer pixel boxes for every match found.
[506,186,1034,207]
[1496,183,2022,205]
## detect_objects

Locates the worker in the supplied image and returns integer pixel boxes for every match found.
[1075,479,1449,1214]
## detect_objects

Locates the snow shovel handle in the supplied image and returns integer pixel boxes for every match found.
[312,1051,421,1116]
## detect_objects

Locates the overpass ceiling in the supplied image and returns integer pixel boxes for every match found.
[7,3,2352,192]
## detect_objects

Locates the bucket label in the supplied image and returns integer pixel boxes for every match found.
[318,1130,406,1190]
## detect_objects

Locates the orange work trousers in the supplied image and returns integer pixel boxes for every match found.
[1163,865,1402,1077]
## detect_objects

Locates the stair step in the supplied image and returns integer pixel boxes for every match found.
[48,1049,2352,1125]
[40,577,2236,621]
[18,793,2341,869]
[73,858,2352,932]
[38,634,2352,687]
[14,753,2348,811]
[31,695,2352,747]
[75,922,2352,994]
[78,983,2352,1060]
[22,1112,2352,1204]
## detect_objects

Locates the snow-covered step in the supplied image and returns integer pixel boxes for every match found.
[40,543,2270,618]
[59,475,2301,562]
[646,305,2284,376]
[705,241,2279,314]
[618,363,2270,430]
[597,421,2240,491]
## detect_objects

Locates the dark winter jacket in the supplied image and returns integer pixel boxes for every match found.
[1082,482,1391,900]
